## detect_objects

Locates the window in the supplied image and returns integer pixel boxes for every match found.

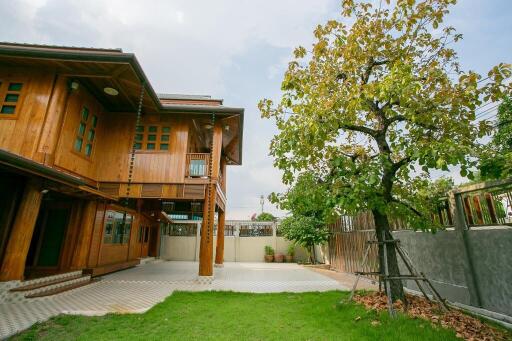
[74,106,98,157]
[103,210,133,244]
[133,124,170,151]
[0,81,24,117]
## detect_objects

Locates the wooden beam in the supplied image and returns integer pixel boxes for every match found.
[0,179,43,281]
[215,209,226,266]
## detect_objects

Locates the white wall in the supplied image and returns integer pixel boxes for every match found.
[160,220,316,263]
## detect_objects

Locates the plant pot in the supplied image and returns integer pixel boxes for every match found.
[285,255,293,263]
[264,254,274,262]
[274,253,284,263]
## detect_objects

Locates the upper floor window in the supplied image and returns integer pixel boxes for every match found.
[74,106,98,157]
[134,125,170,151]
[0,81,24,118]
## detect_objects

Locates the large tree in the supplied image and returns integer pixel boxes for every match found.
[260,0,511,301]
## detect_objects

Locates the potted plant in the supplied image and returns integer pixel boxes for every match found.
[264,245,274,262]
[274,252,284,263]
[286,244,295,263]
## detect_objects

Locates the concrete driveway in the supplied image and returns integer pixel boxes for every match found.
[0,261,347,339]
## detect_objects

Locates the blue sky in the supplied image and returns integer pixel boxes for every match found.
[1,0,511,219]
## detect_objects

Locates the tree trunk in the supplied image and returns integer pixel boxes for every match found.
[372,208,405,302]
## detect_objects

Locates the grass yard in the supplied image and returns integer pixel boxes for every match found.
[12,291,460,341]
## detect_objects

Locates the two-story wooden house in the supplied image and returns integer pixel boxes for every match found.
[0,42,243,289]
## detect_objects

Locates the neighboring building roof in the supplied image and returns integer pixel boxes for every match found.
[158,93,212,100]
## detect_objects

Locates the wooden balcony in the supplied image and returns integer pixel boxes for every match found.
[185,153,209,178]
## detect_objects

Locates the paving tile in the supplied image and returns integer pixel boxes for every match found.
[0,261,347,339]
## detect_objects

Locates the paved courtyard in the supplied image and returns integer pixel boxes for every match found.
[0,261,347,339]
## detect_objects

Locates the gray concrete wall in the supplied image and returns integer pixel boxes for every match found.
[393,227,512,317]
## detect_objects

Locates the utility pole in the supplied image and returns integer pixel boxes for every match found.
[260,195,265,214]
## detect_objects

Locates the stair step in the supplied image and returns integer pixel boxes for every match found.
[10,274,85,292]
[25,278,96,298]
[20,270,83,286]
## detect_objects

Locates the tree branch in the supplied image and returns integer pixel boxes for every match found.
[391,198,423,218]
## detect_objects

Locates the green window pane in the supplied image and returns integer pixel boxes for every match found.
[134,142,142,150]
[162,127,170,133]
[5,94,19,102]
[148,134,156,141]
[85,144,93,156]
[148,126,158,133]
[74,138,83,152]
[136,125,144,132]
[147,143,155,150]
[78,122,86,136]
[8,83,22,91]
[81,107,89,121]
[87,129,95,142]
[0,105,15,114]
[160,143,169,150]
[161,135,169,141]
[135,134,143,141]
[92,115,98,128]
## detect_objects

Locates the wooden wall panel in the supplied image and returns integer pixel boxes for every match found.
[0,67,56,160]
[98,244,129,265]
[96,114,190,183]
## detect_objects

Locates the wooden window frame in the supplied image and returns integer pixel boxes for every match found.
[72,105,98,160]
[0,78,26,120]
[103,209,133,245]
[133,124,171,152]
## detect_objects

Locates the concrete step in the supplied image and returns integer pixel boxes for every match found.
[6,272,92,301]
[138,257,156,265]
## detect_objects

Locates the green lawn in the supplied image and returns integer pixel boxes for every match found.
[12,291,459,341]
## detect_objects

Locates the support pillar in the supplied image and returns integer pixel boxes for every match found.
[198,122,222,277]
[215,209,226,267]
[70,200,97,270]
[0,179,43,281]
[199,186,216,276]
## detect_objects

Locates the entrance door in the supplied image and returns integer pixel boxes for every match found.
[26,201,71,277]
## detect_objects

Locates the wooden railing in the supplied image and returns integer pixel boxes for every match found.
[185,153,210,178]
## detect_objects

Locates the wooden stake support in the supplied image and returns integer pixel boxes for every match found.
[346,232,450,317]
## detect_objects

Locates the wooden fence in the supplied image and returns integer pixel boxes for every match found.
[327,212,408,279]
[327,178,512,278]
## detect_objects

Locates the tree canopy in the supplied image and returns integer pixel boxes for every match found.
[479,97,512,180]
[260,0,511,228]
[255,212,277,222]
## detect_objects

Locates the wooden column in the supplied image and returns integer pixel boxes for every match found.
[0,179,43,281]
[198,122,222,277]
[215,209,226,266]
[70,200,98,270]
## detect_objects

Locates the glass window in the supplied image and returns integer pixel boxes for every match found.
[135,134,143,141]
[148,126,158,133]
[160,143,169,150]
[91,115,98,128]
[134,142,142,150]
[5,94,18,102]
[87,129,95,142]
[78,123,86,136]
[81,107,89,121]
[161,135,169,142]
[74,138,83,152]
[148,134,156,141]
[161,126,170,133]
[136,125,144,132]
[0,106,15,114]
[85,144,92,156]
[8,83,22,91]
[147,143,155,150]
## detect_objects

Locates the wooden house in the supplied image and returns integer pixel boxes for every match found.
[0,43,243,286]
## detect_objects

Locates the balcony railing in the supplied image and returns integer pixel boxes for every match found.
[185,153,209,178]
